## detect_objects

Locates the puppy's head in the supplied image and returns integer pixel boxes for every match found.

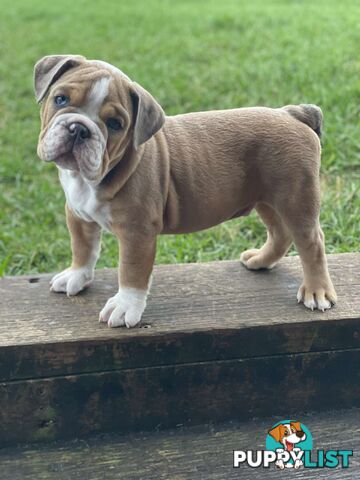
[268,422,306,451]
[34,55,165,184]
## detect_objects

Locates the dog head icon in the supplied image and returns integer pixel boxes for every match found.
[268,421,306,451]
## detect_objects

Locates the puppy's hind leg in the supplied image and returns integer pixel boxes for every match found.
[240,202,292,270]
[277,194,337,311]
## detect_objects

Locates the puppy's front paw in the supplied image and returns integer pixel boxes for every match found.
[99,288,147,328]
[297,283,337,311]
[50,267,94,296]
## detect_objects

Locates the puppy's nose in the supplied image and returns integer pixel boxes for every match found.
[296,430,305,438]
[68,122,91,141]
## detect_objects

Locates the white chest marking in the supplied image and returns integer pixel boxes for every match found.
[59,170,112,230]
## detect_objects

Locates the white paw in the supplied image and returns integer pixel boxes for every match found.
[240,248,276,270]
[99,287,147,328]
[50,267,94,296]
[297,284,337,311]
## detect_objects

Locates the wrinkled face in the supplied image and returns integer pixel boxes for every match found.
[37,62,134,184]
[35,56,165,185]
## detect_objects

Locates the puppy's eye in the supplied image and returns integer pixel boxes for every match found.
[54,95,70,107]
[283,431,289,436]
[106,118,123,131]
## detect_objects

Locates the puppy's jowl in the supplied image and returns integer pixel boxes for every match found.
[34,55,337,328]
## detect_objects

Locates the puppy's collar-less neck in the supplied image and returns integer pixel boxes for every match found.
[98,141,144,200]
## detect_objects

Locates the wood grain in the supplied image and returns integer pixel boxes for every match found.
[0,348,359,446]
[0,408,359,479]
[0,253,359,381]
[0,254,358,446]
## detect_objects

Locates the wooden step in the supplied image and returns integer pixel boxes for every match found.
[0,253,359,446]
[0,408,359,479]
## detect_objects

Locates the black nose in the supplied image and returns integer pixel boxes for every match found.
[68,122,91,141]
[296,430,304,438]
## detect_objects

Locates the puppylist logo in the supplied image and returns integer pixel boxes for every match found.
[233,420,353,470]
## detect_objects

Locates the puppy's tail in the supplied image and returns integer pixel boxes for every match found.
[283,104,323,138]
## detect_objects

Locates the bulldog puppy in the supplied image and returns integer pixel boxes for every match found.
[34,55,337,327]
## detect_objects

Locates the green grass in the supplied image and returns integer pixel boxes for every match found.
[0,0,359,276]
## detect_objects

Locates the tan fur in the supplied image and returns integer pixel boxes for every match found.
[35,55,337,326]
[65,203,101,269]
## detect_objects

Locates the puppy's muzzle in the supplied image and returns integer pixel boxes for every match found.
[39,112,107,182]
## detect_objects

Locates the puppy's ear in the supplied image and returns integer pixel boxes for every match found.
[130,82,165,149]
[268,424,284,443]
[34,54,86,103]
[290,421,301,431]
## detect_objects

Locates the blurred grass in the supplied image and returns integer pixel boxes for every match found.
[0,0,359,276]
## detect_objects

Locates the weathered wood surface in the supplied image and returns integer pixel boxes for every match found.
[1,348,359,445]
[1,408,359,479]
[0,253,359,381]
[0,253,359,445]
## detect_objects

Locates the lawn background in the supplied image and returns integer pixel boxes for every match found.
[0,0,359,276]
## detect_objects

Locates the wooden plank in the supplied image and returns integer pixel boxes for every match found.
[0,348,359,446]
[0,253,359,381]
[0,408,359,479]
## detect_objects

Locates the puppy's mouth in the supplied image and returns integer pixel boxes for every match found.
[51,150,79,171]
[285,440,294,451]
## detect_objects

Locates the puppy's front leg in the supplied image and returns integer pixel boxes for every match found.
[50,203,101,296]
[99,227,156,328]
